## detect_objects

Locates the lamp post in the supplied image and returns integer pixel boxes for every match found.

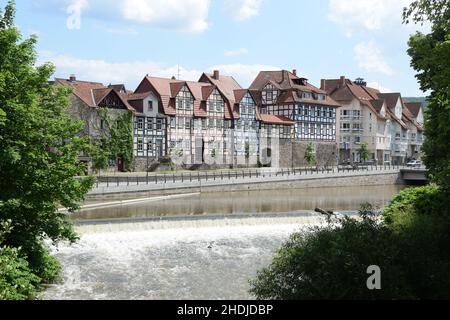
[146,141,149,181]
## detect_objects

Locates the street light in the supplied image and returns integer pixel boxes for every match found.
[146,141,150,181]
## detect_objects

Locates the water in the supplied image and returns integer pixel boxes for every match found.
[73,185,405,221]
[44,185,405,300]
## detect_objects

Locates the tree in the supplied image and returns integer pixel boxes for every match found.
[304,143,316,166]
[404,0,450,193]
[358,142,370,163]
[0,0,94,292]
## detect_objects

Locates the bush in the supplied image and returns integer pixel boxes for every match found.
[0,246,41,300]
[250,198,450,300]
[383,185,448,229]
[250,207,411,300]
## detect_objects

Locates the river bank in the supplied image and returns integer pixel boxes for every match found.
[87,167,404,199]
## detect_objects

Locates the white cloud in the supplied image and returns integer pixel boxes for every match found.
[367,82,391,93]
[39,52,280,89]
[328,0,412,35]
[210,63,280,87]
[64,0,210,33]
[354,41,394,76]
[224,0,263,21]
[121,0,210,33]
[224,48,249,57]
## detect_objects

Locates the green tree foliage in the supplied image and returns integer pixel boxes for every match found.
[304,143,316,166]
[404,0,450,193]
[0,220,40,300]
[250,205,411,300]
[251,196,450,299]
[358,142,370,163]
[0,0,94,298]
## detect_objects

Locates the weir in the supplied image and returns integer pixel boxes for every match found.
[74,211,342,234]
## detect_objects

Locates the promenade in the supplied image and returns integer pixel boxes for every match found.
[88,166,406,197]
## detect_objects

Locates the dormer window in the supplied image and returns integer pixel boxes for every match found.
[208,89,224,113]
[177,86,194,111]
[301,92,312,99]
[262,84,278,104]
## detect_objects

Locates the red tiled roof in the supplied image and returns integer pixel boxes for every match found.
[199,72,242,120]
[259,114,295,126]
[404,102,422,118]
[55,78,134,112]
[55,78,105,107]
[249,70,340,107]
[378,93,401,111]
[323,78,386,118]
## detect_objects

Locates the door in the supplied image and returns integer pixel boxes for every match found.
[117,157,124,172]
[156,139,163,158]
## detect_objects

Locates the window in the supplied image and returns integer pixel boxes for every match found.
[177,86,193,111]
[147,118,154,130]
[137,139,144,151]
[302,92,312,99]
[148,101,153,112]
[157,119,163,130]
[201,118,207,130]
[342,123,350,131]
[178,117,184,129]
[185,118,191,129]
[355,136,361,143]
[100,119,105,130]
[137,118,144,130]
[170,117,176,128]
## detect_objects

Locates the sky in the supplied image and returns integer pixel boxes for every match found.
[8,0,431,96]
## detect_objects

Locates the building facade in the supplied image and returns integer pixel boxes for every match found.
[249,70,340,167]
[54,76,135,172]
[322,77,424,165]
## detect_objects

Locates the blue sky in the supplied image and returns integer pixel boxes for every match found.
[9,0,429,96]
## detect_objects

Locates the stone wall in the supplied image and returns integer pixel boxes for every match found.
[89,172,404,198]
[279,140,339,168]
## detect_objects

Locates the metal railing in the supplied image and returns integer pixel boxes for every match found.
[92,164,407,188]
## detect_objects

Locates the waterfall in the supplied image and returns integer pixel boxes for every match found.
[74,212,339,235]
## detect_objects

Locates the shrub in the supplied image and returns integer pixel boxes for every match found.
[0,246,41,300]
[250,200,450,300]
[250,206,412,300]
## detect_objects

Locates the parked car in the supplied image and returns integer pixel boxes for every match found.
[406,160,422,168]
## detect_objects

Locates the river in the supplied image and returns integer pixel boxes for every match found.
[44,185,405,300]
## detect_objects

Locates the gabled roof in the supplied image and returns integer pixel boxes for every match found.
[249,70,340,107]
[199,72,243,119]
[55,78,134,111]
[404,102,422,118]
[135,76,235,118]
[323,77,386,119]
[55,78,105,107]
[378,93,401,111]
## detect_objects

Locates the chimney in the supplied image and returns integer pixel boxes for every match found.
[340,76,346,87]
[292,69,297,76]
[213,70,220,80]
[69,74,76,82]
